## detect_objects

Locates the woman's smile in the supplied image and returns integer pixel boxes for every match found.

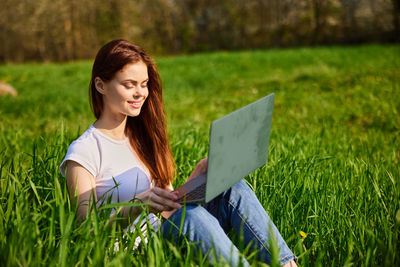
[128,99,145,109]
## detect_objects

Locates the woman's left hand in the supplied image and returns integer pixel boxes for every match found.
[187,158,208,181]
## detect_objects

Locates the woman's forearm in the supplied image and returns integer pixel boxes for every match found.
[108,200,143,229]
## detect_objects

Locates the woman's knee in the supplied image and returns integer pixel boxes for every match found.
[230,179,255,200]
[233,179,250,191]
[162,205,220,238]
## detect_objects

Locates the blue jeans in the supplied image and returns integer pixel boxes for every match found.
[161,179,295,266]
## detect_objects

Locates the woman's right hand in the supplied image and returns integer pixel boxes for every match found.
[135,186,182,214]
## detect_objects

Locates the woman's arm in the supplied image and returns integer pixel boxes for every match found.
[116,185,182,227]
[65,160,181,228]
[65,161,98,222]
[65,161,144,227]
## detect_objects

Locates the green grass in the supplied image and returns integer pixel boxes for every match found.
[0,44,399,266]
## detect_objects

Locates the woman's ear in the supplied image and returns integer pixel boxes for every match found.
[94,77,105,94]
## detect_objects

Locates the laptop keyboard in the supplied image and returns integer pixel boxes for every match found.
[176,183,206,203]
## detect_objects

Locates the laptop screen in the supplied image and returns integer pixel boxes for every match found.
[205,93,274,202]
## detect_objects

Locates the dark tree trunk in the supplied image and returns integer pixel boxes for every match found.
[392,0,400,41]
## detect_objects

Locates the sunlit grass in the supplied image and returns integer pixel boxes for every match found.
[0,44,399,266]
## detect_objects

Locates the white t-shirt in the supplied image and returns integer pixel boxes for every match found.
[59,125,160,239]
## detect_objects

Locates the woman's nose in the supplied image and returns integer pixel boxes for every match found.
[133,87,147,99]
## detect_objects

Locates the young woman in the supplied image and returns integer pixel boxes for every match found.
[60,39,297,266]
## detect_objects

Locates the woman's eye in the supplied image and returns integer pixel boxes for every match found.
[123,83,134,88]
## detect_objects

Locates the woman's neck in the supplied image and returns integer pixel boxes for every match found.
[93,111,128,141]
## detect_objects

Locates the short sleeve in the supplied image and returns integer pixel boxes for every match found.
[59,139,99,178]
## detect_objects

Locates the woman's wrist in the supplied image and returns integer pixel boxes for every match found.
[108,198,143,228]
[125,197,144,218]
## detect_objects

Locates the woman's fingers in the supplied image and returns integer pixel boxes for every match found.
[146,202,167,213]
[152,186,179,201]
[150,189,181,210]
[137,187,181,213]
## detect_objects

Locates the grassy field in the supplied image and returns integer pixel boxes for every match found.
[0,45,399,266]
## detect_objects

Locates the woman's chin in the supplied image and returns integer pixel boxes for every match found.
[127,109,142,117]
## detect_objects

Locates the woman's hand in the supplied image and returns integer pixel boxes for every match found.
[136,186,182,214]
[187,158,208,181]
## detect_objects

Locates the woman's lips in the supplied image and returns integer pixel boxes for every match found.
[128,100,143,109]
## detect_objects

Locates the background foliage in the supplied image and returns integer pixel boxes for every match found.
[0,0,399,62]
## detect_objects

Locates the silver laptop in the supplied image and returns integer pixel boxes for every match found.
[173,93,275,204]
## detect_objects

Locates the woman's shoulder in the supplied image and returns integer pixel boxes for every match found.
[69,125,99,150]
[60,125,100,177]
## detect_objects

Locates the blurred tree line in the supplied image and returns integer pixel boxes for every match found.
[0,0,399,62]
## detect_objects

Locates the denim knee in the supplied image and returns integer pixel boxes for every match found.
[162,205,221,241]
[227,179,256,206]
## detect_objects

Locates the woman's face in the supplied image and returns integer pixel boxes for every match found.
[96,61,149,119]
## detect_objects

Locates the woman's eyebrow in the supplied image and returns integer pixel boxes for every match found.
[121,79,137,83]
[121,78,149,83]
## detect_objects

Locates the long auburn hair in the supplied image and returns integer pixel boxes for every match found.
[89,39,175,188]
